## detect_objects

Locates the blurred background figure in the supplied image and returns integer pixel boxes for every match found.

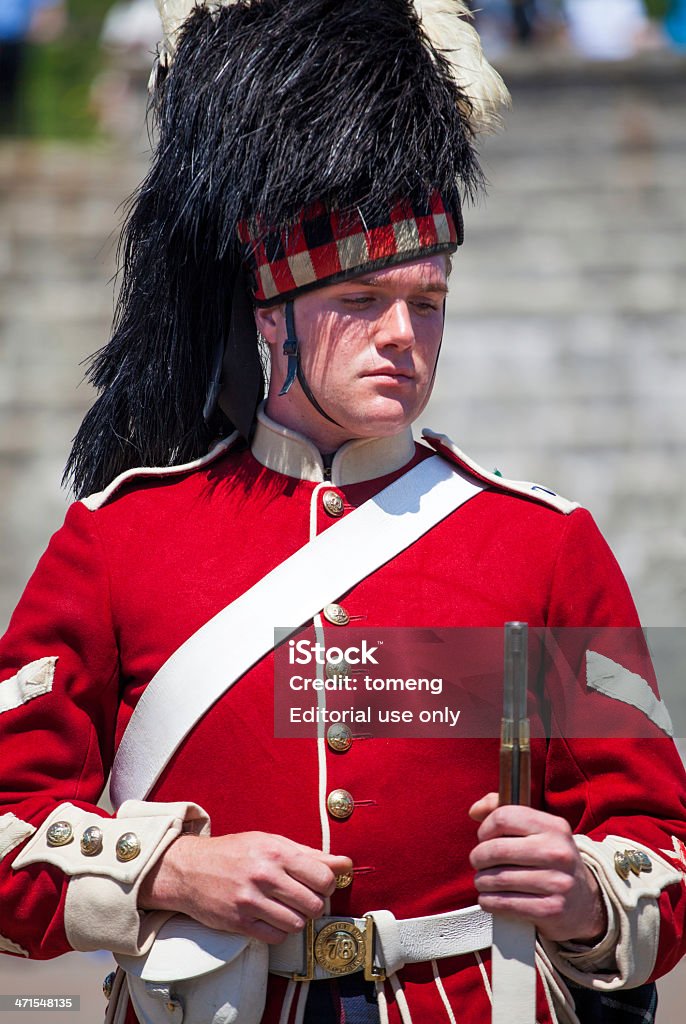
[471,1,567,56]
[0,0,66,133]
[663,0,686,47]
[563,0,657,59]
[510,0,538,42]
[471,0,684,56]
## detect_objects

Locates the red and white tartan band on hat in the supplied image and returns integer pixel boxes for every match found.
[238,191,460,305]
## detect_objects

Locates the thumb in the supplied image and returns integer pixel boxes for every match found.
[469,792,499,823]
[322,853,354,874]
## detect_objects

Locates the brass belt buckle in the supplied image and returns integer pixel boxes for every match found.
[291,917,386,982]
[292,920,316,982]
[364,915,386,982]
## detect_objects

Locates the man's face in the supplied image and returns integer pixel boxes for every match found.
[256,254,448,451]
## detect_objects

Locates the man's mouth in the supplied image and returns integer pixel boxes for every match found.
[365,367,415,380]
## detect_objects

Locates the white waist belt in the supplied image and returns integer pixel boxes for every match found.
[269,906,493,982]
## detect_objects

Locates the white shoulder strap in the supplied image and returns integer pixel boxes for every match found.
[110,455,484,806]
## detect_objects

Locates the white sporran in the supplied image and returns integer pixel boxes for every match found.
[115,915,268,1024]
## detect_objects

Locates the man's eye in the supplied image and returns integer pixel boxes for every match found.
[342,296,374,307]
[412,300,440,312]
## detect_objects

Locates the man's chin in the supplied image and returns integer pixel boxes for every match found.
[339,410,416,440]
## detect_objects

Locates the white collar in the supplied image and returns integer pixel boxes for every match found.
[250,404,415,486]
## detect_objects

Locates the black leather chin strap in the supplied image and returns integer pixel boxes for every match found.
[278,300,299,397]
[278,300,342,427]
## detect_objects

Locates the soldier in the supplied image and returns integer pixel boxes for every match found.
[1,3,685,1023]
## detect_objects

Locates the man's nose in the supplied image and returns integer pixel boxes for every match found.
[377,300,415,348]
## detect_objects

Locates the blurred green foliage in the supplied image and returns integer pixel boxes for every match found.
[643,0,673,18]
[21,0,115,138]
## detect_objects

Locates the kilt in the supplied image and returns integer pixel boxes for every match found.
[568,982,657,1024]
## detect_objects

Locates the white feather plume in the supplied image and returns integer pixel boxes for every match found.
[155,0,241,64]
[413,0,510,131]
[155,0,193,61]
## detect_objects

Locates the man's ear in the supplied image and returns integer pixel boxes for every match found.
[254,303,285,347]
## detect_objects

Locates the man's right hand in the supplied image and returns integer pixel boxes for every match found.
[138,832,353,944]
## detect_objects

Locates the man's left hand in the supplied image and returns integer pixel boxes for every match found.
[469,793,606,944]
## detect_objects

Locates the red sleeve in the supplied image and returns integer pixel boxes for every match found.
[543,508,686,980]
[0,501,120,959]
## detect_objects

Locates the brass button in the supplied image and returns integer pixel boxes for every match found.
[326,658,351,679]
[80,825,104,857]
[46,821,73,847]
[335,870,354,889]
[323,490,344,517]
[102,972,116,1000]
[327,723,353,752]
[116,832,142,862]
[327,789,354,820]
[323,603,350,626]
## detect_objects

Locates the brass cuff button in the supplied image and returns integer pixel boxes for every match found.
[323,490,344,517]
[46,821,74,847]
[323,603,350,626]
[335,870,354,889]
[327,723,353,752]
[614,850,631,880]
[628,849,652,874]
[80,825,104,857]
[327,789,354,820]
[116,832,142,862]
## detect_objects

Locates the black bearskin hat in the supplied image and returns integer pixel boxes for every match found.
[65,0,508,498]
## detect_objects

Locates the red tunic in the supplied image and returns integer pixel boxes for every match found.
[1,420,685,1024]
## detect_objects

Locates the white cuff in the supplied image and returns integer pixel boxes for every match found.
[12,800,210,955]
[542,834,681,991]
[555,862,619,971]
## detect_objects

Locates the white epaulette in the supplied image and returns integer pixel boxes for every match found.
[80,432,240,512]
[422,428,580,515]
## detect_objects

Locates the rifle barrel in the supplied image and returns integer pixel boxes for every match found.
[499,622,530,807]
